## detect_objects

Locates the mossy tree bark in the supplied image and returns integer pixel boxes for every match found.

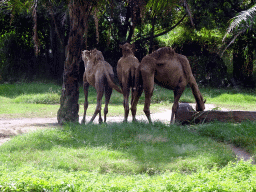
[57,1,92,124]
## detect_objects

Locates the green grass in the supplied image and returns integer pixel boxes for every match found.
[0,122,240,191]
[1,160,256,191]
[1,122,256,191]
[196,121,256,154]
[0,82,61,98]
[200,87,256,111]
[0,122,235,173]
[1,82,256,190]
[0,82,255,119]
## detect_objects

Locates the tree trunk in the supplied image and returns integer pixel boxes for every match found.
[233,34,254,86]
[244,42,254,86]
[233,36,245,82]
[57,1,92,124]
[149,16,156,54]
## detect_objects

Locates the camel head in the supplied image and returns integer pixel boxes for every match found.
[119,42,135,56]
[91,48,105,63]
[82,49,105,67]
[81,50,91,62]
[196,97,206,111]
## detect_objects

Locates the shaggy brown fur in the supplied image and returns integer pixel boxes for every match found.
[131,47,205,124]
[117,43,140,122]
[81,49,122,124]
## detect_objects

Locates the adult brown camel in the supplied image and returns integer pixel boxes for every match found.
[131,47,205,124]
[117,43,140,122]
[81,49,122,124]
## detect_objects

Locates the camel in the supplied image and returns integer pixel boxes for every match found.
[81,48,122,124]
[131,47,205,124]
[117,43,140,122]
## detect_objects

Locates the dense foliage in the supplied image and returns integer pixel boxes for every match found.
[0,0,255,87]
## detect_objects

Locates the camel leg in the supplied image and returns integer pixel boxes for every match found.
[81,80,89,124]
[142,74,154,124]
[171,86,185,124]
[122,79,130,122]
[143,89,154,124]
[89,79,104,124]
[131,85,143,122]
[104,85,112,123]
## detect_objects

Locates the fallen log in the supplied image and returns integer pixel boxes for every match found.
[176,103,256,124]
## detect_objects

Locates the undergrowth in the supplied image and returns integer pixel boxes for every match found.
[0,160,255,191]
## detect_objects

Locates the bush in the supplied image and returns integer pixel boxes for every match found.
[0,31,35,82]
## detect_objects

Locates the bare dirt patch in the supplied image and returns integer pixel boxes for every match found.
[0,118,59,145]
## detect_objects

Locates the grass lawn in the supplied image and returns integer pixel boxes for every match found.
[0,82,255,119]
[1,121,256,191]
[1,82,256,191]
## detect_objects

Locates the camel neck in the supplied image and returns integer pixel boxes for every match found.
[122,50,134,57]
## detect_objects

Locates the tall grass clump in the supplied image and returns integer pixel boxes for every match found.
[13,93,60,104]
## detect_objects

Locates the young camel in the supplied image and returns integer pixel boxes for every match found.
[117,43,140,122]
[131,47,205,124]
[81,49,122,124]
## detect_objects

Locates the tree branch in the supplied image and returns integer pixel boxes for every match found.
[135,13,187,43]
[220,30,246,57]
[45,3,63,46]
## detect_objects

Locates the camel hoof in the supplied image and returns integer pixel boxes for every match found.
[122,119,128,123]
[132,118,138,123]
[81,119,86,124]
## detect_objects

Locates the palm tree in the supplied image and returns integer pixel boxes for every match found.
[222,4,256,55]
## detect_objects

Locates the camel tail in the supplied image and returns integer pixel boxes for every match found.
[104,68,122,94]
[130,66,136,89]
[134,65,143,92]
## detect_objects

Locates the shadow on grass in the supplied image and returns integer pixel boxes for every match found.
[0,121,235,174]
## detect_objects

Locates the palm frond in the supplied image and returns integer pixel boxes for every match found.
[223,4,256,42]
[145,0,179,15]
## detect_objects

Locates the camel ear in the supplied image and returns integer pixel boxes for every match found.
[204,99,206,103]
[131,43,136,52]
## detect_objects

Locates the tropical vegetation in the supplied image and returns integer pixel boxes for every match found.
[1,0,256,123]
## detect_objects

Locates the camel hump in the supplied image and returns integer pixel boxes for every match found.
[104,64,122,94]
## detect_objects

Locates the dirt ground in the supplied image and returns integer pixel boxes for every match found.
[0,104,253,163]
